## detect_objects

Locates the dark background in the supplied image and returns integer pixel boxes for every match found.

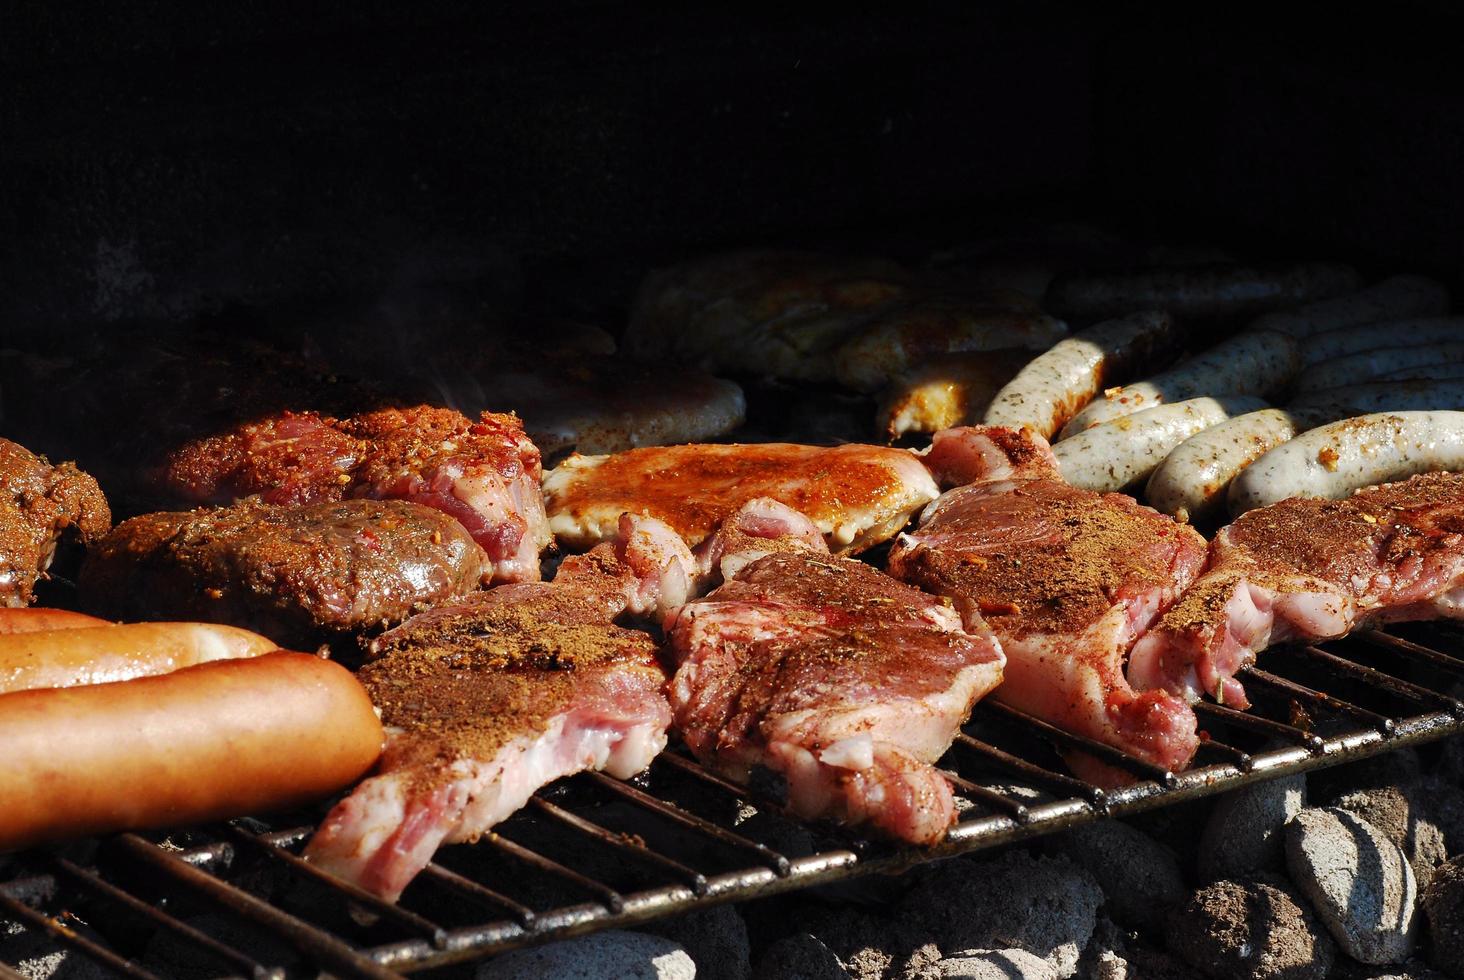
[4,3,1462,334]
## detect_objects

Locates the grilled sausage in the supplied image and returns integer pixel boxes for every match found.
[1299,317,1464,366]
[1251,274,1450,337]
[1378,363,1464,382]
[1058,331,1298,438]
[0,608,110,634]
[0,652,383,851]
[878,348,1033,438]
[1054,395,1269,493]
[1045,262,1358,319]
[1228,411,1464,514]
[0,621,278,695]
[1296,343,1464,392]
[1144,409,1304,524]
[982,311,1174,438]
[1287,380,1464,417]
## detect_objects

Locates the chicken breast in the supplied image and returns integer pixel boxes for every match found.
[543,442,939,554]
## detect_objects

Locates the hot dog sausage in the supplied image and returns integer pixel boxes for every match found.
[1144,409,1303,524]
[1299,317,1464,366]
[0,621,278,694]
[1054,395,1269,493]
[1297,343,1464,392]
[982,310,1174,438]
[1059,331,1298,438]
[1045,262,1358,319]
[0,608,111,634]
[1227,411,1464,514]
[1250,274,1450,337]
[0,652,383,851]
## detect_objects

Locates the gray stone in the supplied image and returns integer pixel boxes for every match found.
[1333,784,1449,888]
[1330,957,1450,980]
[1049,820,1185,929]
[1,921,111,980]
[1166,876,1336,980]
[644,906,750,980]
[1420,776,1464,859]
[1086,951,1128,980]
[800,907,905,980]
[1286,807,1417,965]
[475,930,695,980]
[1421,855,1464,978]
[900,851,1102,978]
[1198,773,1306,882]
[937,948,1058,979]
[756,933,849,980]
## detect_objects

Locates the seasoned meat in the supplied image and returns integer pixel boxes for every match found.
[79,499,489,646]
[543,441,938,554]
[164,405,549,583]
[666,500,1005,844]
[888,427,1205,782]
[303,515,695,902]
[0,438,111,607]
[1130,472,1464,708]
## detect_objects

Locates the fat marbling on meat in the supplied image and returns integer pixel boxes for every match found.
[888,427,1205,781]
[664,499,1005,845]
[164,405,548,583]
[1130,472,1464,708]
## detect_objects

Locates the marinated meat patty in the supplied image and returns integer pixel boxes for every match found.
[0,438,111,607]
[79,499,489,646]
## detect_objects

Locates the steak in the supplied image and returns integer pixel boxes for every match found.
[164,405,549,582]
[78,499,489,647]
[888,427,1205,780]
[1130,472,1464,708]
[302,515,695,902]
[665,500,1005,844]
[0,438,111,607]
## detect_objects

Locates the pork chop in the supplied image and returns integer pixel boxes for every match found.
[302,515,694,902]
[888,427,1205,779]
[164,406,548,583]
[664,500,1005,844]
[543,442,938,554]
[1129,472,1464,708]
[0,438,111,607]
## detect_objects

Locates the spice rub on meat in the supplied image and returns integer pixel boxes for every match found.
[1130,472,1464,708]
[665,499,1004,845]
[164,405,549,583]
[888,426,1205,781]
[79,499,489,647]
[0,438,111,607]
[303,515,696,903]
[543,442,939,555]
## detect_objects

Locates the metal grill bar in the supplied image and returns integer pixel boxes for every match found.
[5,626,1464,977]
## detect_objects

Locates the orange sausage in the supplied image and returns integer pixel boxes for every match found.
[0,621,279,694]
[0,652,384,851]
[0,608,112,634]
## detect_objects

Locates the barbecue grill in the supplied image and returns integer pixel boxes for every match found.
[4,623,1463,978]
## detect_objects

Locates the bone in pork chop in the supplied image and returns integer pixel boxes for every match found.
[1129,472,1464,708]
[79,499,489,647]
[543,441,939,554]
[888,427,1205,780]
[664,500,1005,845]
[0,438,111,607]
[302,515,695,902]
[164,405,548,583]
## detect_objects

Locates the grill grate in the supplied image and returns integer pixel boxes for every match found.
[5,624,1464,978]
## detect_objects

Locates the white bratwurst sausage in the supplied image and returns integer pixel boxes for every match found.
[1297,342,1464,392]
[1145,409,1306,524]
[1228,411,1464,514]
[982,310,1174,438]
[1045,262,1358,319]
[1059,330,1297,437]
[1288,380,1464,418]
[1299,316,1464,366]
[1250,274,1450,337]
[1054,395,1268,493]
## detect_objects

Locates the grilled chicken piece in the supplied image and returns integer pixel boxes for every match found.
[165,406,548,583]
[543,442,939,554]
[833,292,1066,393]
[303,515,695,902]
[888,427,1205,781]
[665,500,1005,844]
[877,349,1033,440]
[625,250,911,382]
[79,499,489,647]
[0,439,111,607]
[1130,472,1464,708]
